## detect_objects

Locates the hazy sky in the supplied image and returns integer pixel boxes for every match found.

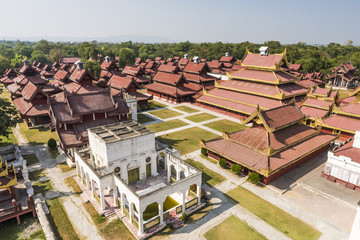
[1,0,359,44]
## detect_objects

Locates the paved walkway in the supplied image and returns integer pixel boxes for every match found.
[12,123,28,146]
[24,145,102,240]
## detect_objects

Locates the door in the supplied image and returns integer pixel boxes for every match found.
[128,168,139,184]
[146,163,151,177]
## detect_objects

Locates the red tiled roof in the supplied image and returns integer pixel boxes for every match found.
[241,53,283,68]
[60,57,81,64]
[21,81,39,101]
[183,62,210,74]
[303,98,333,109]
[108,75,136,91]
[129,92,153,102]
[300,106,328,119]
[340,95,357,105]
[178,58,189,66]
[26,103,48,117]
[183,73,217,83]
[339,102,360,116]
[206,88,283,109]
[197,94,256,114]
[57,127,84,148]
[145,82,195,97]
[323,115,360,133]
[261,104,304,130]
[74,118,118,140]
[333,140,360,164]
[153,72,184,86]
[230,69,297,83]
[219,56,236,63]
[69,68,94,83]
[312,87,330,96]
[13,75,28,85]
[207,60,224,70]
[7,83,22,94]
[157,64,179,73]
[0,76,13,84]
[289,64,302,71]
[122,66,141,76]
[54,69,69,81]
[51,103,81,123]
[28,75,47,85]
[13,97,32,115]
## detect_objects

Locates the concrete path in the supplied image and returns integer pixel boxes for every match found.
[26,145,102,240]
[12,123,28,146]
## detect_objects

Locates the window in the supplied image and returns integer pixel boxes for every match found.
[128,168,139,184]
[114,167,120,173]
[146,157,151,163]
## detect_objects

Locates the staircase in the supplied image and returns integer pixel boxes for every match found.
[104,208,116,218]
[55,153,68,163]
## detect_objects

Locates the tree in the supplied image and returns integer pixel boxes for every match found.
[231,164,242,175]
[248,172,261,184]
[78,42,99,61]
[34,39,51,54]
[17,46,33,58]
[85,60,101,78]
[0,55,10,74]
[48,49,62,63]
[219,158,227,168]
[118,48,135,68]
[0,88,22,139]
[47,138,57,149]
[30,50,48,64]
[201,147,207,156]
[11,54,26,68]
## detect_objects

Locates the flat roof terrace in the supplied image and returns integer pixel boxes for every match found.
[89,120,153,143]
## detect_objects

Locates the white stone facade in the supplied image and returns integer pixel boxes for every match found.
[74,121,202,235]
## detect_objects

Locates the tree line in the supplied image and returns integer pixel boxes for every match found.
[1,39,360,77]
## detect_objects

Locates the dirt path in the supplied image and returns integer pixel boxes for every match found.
[13,123,28,145]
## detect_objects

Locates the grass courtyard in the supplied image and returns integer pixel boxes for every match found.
[149,100,167,108]
[204,119,247,133]
[0,132,16,147]
[148,109,182,119]
[147,119,188,132]
[185,159,226,187]
[19,123,59,146]
[185,113,217,123]
[174,105,199,113]
[204,215,267,240]
[157,127,218,155]
[137,114,155,124]
[24,154,40,166]
[226,186,321,240]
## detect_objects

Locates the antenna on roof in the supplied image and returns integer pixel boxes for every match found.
[74,60,84,70]
[193,56,199,64]
[225,52,230,57]
[259,46,269,56]
[184,54,189,60]
[105,56,111,63]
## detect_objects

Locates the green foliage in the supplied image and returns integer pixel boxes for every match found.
[11,53,26,68]
[180,212,187,221]
[78,42,98,61]
[167,222,173,229]
[31,50,48,64]
[219,158,227,168]
[47,138,57,149]
[248,172,261,184]
[118,48,135,68]
[34,39,51,54]
[0,92,22,139]
[201,147,208,156]
[85,60,101,78]
[0,55,10,73]
[231,164,242,175]
[17,46,33,58]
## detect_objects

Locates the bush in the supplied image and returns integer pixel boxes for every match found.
[180,212,187,221]
[148,102,156,109]
[201,147,208,156]
[167,222,173,229]
[248,172,261,184]
[231,164,242,175]
[219,158,227,168]
[47,138,57,149]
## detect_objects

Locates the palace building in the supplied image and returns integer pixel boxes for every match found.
[326,62,359,90]
[201,104,337,183]
[75,121,203,237]
[196,47,309,119]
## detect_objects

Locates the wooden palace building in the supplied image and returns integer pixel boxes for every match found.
[201,104,337,184]
[197,47,309,119]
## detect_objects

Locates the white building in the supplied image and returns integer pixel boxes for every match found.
[324,130,360,189]
[74,121,203,236]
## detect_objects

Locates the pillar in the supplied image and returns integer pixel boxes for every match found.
[176,162,180,181]
[99,187,105,210]
[91,181,95,200]
[113,187,118,205]
[159,202,164,224]
[86,174,90,191]
[129,203,133,222]
[138,210,144,234]
[167,164,171,182]
[197,185,201,205]
[182,192,186,213]
[121,194,125,214]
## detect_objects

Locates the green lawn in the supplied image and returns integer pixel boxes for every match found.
[204,215,267,240]
[64,177,82,194]
[204,119,247,133]
[150,100,167,108]
[185,159,226,187]
[24,154,40,166]
[157,127,219,155]
[19,123,59,146]
[47,198,80,240]
[200,154,218,165]
[149,109,182,119]
[174,105,199,113]
[0,132,16,147]
[137,114,155,124]
[57,163,74,173]
[0,84,11,101]
[226,186,321,240]
[185,113,217,123]
[147,119,188,132]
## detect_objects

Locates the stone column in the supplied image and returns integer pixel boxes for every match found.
[182,192,186,213]
[99,186,105,210]
[91,180,95,200]
[121,194,125,214]
[113,187,118,206]
[197,185,201,205]
[159,202,164,224]
[138,210,144,234]
[129,203,133,222]
[167,164,171,182]
[176,161,180,181]
[86,174,90,191]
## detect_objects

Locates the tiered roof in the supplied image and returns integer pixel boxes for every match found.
[202,104,337,179]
